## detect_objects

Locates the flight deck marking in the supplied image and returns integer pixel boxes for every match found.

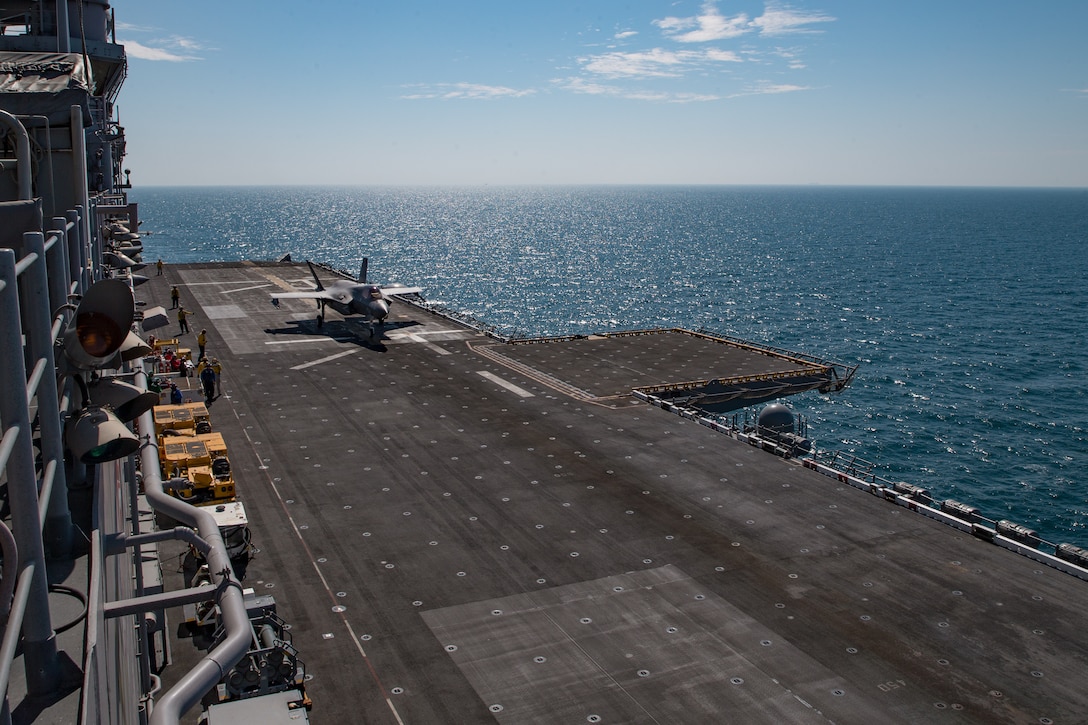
[227,394,407,725]
[405,333,451,355]
[219,283,272,294]
[291,349,357,369]
[174,279,268,286]
[203,304,248,320]
[472,343,601,402]
[477,370,534,397]
[265,337,352,345]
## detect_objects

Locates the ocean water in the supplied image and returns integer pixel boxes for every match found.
[130,185,1088,546]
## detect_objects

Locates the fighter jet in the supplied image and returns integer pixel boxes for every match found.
[271,259,422,335]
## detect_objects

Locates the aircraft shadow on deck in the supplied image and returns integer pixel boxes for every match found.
[262,318,421,350]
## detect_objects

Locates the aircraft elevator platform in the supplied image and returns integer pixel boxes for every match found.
[472,328,855,412]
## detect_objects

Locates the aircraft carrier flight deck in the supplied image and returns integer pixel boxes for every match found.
[151,261,1088,724]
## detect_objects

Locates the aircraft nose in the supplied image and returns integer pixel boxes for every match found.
[370,299,390,320]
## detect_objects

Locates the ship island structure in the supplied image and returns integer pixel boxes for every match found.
[2,3,1088,724]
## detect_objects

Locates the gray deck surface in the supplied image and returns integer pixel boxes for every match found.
[152,261,1088,724]
[473,331,817,402]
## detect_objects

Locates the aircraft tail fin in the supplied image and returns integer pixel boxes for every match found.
[359,258,369,283]
[305,260,325,291]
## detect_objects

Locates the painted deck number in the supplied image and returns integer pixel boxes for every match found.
[878,679,907,692]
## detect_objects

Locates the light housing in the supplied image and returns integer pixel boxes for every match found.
[86,378,158,422]
[103,251,143,270]
[118,331,153,361]
[66,405,140,464]
[62,279,135,370]
[140,305,170,331]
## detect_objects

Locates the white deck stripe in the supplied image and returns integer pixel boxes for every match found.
[291,349,357,370]
[477,370,534,397]
[407,333,452,355]
[266,337,351,345]
[220,283,272,293]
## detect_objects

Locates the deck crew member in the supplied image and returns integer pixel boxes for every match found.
[177,306,194,334]
[199,361,217,401]
[211,358,223,396]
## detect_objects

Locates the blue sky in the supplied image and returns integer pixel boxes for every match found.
[116,1,1087,187]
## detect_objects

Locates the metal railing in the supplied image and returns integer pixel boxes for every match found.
[1,203,253,724]
[0,215,84,717]
[636,391,1088,582]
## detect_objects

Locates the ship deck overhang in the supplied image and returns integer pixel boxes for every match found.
[472,328,856,412]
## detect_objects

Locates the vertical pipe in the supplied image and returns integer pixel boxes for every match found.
[66,209,83,295]
[70,106,92,287]
[23,232,74,559]
[0,110,32,200]
[55,0,71,53]
[48,218,72,315]
[0,251,60,696]
[62,209,87,487]
[62,210,87,488]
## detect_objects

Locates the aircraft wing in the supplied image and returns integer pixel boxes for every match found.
[380,286,423,296]
[271,290,340,301]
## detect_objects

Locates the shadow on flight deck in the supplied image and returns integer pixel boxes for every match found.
[263,317,421,351]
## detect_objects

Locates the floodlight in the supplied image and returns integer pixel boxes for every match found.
[140,305,170,331]
[86,378,158,422]
[105,223,140,242]
[66,405,140,463]
[61,279,135,370]
[103,251,144,270]
[109,242,143,255]
[119,331,152,361]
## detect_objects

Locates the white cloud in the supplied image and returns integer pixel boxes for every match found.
[654,3,750,43]
[399,2,831,106]
[554,77,618,96]
[753,3,835,36]
[121,40,200,62]
[771,47,808,70]
[654,2,834,43]
[732,82,811,97]
[114,22,153,33]
[704,48,744,63]
[580,48,741,79]
[173,36,204,51]
[582,49,687,78]
[401,83,535,100]
[554,77,720,103]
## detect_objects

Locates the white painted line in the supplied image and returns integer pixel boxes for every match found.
[177,280,266,286]
[477,370,534,397]
[389,329,460,337]
[220,283,272,294]
[265,337,352,345]
[407,333,451,355]
[291,349,357,370]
